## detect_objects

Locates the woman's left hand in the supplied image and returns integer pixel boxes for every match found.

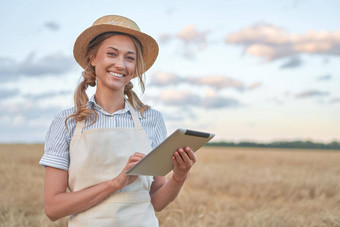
[171,146,196,181]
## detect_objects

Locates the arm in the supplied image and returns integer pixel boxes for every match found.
[150,146,196,212]
[43,153,144,221]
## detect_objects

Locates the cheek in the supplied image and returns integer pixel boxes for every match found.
[94,59,107,75]
[127,63,137,75]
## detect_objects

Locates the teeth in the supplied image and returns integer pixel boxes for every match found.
[109,72,124,78]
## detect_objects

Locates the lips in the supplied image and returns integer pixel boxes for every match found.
[109,72,124,78]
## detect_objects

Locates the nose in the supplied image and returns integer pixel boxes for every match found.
[114,55,125,70]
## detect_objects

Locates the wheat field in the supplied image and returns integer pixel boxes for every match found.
[0,144,340,227]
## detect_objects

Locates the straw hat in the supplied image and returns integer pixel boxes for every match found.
[73,15,159,74]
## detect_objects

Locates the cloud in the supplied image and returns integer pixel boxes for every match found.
[44,21,60,31]
[202,96,239,108]
[149,72,260,92]
[316,74,332,81]
[296,90,330,98]
[186,75,246,91]
[247,82,262,90]
[149,72,181,86]
[19,52,75,76]
[226,22,340,63]
[24,90,72,100]
[280,57,304,69]
[159,33,173,44]
[165,7,176,15]
[0,57,18,78]
[0,100,63,142]
[269,97,285,105]
[0,88,20,99]
[0,52,75,80]
[158,89,240,109]
[0,100,60,120]
[159,25,209,59]
[177,25,208,45]
[160,90,201,106]
[330,97,340,104]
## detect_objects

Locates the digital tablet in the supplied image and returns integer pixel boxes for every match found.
[126,128,215,176]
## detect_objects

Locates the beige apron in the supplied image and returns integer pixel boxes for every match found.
[68,102,158,227]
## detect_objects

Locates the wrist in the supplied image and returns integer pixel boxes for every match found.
[108,178,121,192]
[172,172,190,184]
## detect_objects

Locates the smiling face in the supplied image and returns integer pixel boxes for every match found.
[90,34,137,95]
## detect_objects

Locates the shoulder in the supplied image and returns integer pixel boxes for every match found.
[48,107,77,134]
[54,107,76,119]
[141,107,164,122]
[139,106,166,129]
[141,107,167,148]
[142,107,166,132]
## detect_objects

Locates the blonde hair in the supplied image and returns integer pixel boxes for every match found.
[65,32,150,127]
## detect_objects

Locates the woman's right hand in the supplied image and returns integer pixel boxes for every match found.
[112,152,145,190]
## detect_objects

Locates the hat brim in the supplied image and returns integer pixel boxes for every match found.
[73,24,159,75]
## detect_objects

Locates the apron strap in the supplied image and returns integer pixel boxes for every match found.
[74,120,85,136]
[127,101,143,130]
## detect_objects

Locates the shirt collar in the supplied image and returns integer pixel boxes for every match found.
[87,95,143,118]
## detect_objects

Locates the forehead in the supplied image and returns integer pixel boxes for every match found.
[99,34,136,53]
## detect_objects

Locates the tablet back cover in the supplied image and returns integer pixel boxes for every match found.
[126,129,214,176]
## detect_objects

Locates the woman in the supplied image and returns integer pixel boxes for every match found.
[39,15,196,226]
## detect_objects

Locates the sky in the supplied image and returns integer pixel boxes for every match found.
[0,0,339,143]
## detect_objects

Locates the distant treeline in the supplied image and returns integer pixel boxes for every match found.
[206,141,340,150]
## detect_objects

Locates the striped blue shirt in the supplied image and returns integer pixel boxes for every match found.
[39,96,167,171]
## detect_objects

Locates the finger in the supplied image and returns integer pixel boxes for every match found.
[184,147,196,163]
[179,148,191,164]
[171,155,177,166]
[125,160,140,171]
[129,155,143,162]
[173,151,184,165]
[133,152,145,158]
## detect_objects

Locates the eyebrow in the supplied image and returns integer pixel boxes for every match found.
[106,47,136,55]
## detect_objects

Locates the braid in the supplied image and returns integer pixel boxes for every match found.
[65,63,97,129]
[124,82,150,114]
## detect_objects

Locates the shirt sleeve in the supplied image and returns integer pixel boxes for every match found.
[39,114,71,171]
[151,111,167,149]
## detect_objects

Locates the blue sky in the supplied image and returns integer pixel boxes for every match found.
[0,0,339,143]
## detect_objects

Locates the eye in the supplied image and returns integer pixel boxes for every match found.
[107,52,116,57]
[126,56,135,61]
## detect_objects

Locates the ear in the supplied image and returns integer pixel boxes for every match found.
[90,56,96,67]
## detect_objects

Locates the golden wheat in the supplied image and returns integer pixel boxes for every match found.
[1,145,339,227]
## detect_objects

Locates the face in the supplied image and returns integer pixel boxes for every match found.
[90,34,137,94]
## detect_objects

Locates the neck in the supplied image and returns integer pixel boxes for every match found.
[94,89,125,114]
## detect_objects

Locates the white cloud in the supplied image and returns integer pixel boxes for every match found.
[177,25,208,45]
[280,57,303,69]
[0,52,75,79]
[149,72,181,86]
[187,75,245,90]
[159,24,210,59]
[149,72,261,92]
[226,23,340,62]
[44,21,60,31]
[330,97,340,104]
[202,96,239,108]
[316,74,332,81]
[157,89,240,109]
[296,90,330,98]
[247,82,262,90]
[160,90,201,106]
[0,88,20,99]
[227,23,289,45]
[158,33,173,44]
